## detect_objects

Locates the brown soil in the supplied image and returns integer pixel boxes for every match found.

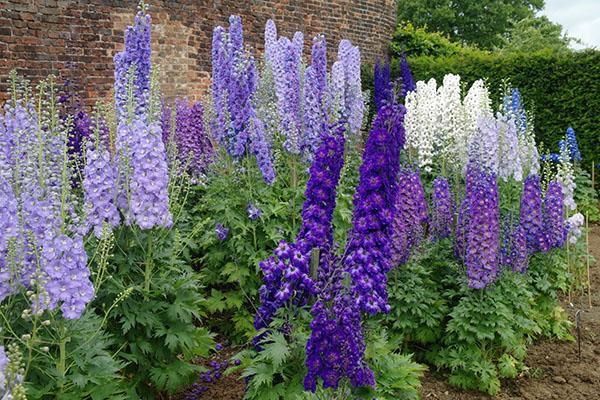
[181,226,600,400]
[421,224,600,400]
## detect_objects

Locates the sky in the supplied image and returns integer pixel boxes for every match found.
[540,0,600,49]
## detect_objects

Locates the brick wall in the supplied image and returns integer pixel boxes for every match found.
[0,0,397,107]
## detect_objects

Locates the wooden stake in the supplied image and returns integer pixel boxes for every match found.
[586,211,592,308]
[567,240,572,304]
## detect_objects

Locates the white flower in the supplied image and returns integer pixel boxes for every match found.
[566,213,584,244]
[556,141,577,211]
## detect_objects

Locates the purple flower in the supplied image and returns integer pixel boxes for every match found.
[249,114,276,185]
[83,141,120,238]
[464,167,500,289]
[0,177,19,301]
[302,66,327,159]
[520,175,549,254]
[543,181,566,249]
[390,166,428,266]
[399,51,415,97]
[175,99,213,175]
[337,40,364,135]
[264,19,278,65]
[247,203,262,220]
[501,221,528,274]
[431,176,453,241]
[374,58,392,110]
[311,35,327,100]
[114,10,151,123]
[215,223,229,241]
[345,103,405,314]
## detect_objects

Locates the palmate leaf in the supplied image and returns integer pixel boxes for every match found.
[258,332,290,369]
[242,362,275,388]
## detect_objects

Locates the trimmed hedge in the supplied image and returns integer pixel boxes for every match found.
[363,50,600,164]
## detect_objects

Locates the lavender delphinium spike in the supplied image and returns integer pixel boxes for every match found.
[211,26,230,148]
[543,181,566,249]
[175,99,212,175]
[114,10,151,123]
[264,19,278,65]
[431,176,453,241]
[520,175,549,254]
[249,114,276,185]
[302,66,327,159]
[83,139,120,238]
[338,40,364,135]
[0,177,19,301]
[501,222,528,274]
[311,35,327,99]
[344,103,405,315]
[465,168,500,289]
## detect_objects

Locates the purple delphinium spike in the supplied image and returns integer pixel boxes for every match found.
[254,122,346,330]
[302,66,327,159]
[337,40,364,135]
[561,127,581,162]
[175,99,213,175]
[249,114,276,184]
[465,167,500,289]
[0,177,19,301]
[543,181,566,249]
[83,140,120,238]
[344,103,405,315]
[374,58,392,110]
[114,10,151,123]
[399,51,415,97]
[311,35,327,98]
[431,176,453,241]
[390,166,428,266]
[264,19,278,65]
[211,26,230,148]
[470,115,500,175]
[501,222,528,274]
[520,175,549,254]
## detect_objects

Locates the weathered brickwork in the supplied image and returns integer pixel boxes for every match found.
[0,0,397,106]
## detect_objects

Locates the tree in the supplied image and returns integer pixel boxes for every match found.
[498,16,578,54]
[397,0,545,49]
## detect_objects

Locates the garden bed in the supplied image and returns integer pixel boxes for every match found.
[420,224,600,400]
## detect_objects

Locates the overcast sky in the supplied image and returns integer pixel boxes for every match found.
[540,0,600,49]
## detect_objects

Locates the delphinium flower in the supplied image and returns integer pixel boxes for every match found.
[501,222,528,274]
[454,195,470,262]
[215,223,229,241]
[302,66,327,159]
[469,114,500,175]
[311,35,327,101]
[160,102,172,145]
[0,344,27,399]
[465,167,500,289]
[463,80,493,168]
[520,175,549,253]
[254,123,346,330]
[435,74,466,167]
[502,88,527,136]
[248,115,276,184]
[566,213,584,245]
[228,53,255,157]
[543,181,566,249]
[404,78,437,172]
[431,176,454,241]
[374,58,392,110]
[304,285,375,392]
[399,50,416,97]
[562,127,581,162]
[41,234,94,319]
[390,166,428,265]
[329,61,346,121]
[497,113,523,182]
[264,19,278,66]
[83,137,120,238]
[174,99,213,175]
[0,178,19,301]
[114,8,151,123]
[210,25,231,148]
[344,103,405,314]
[556,140,576,211]
[118,118,173,229]
[247,203,262,221]
[337,40,364,136]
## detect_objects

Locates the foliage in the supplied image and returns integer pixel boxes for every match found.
[396,0,544,49]
[498,16,578,54]
[573,167,600,222]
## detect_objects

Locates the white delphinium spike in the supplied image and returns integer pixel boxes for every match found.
[436,74,467,168]
[497,112,523,182]
[556,139,577,210]
[404,78,437,172]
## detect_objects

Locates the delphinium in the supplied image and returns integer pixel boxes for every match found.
[390,166,428,265]
[431,176,454,241]
[344,103,405,314]
[404,78,437,172]
[374,58,391,110]
[520,175,549,253]
[83,117,120,239]
[543,181,566,249]
[464,166,500,289]
[211,16,276,183]
[502,222,528,274]
[174,99,213,175]
[435,74,466,168]
[254,122,346,330]
[399,51,415,98]
[502,88,527,136]
[469,114,499,175]
[502,87,539,176]
[562,127,581,162]
[556,138,576,211]
[112,6,172,229]
[497,113,523,182]
[0,344,27,399]
[334,39,364,136]
[566,213,584,245]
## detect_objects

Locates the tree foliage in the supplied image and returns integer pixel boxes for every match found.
[498,16,578,54]
[396,0,545,49]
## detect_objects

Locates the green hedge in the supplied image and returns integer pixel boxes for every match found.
[363,50,599,164]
